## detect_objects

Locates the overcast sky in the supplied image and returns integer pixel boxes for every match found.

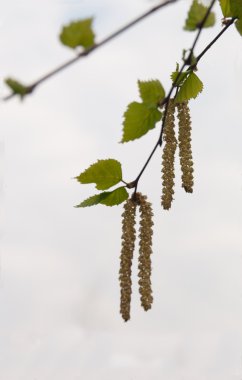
[1,1,242,379]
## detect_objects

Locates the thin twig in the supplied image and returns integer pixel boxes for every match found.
[2,0,180,101]
[188,0,217,60]
[131,4,235,191]
[195,17,236,65]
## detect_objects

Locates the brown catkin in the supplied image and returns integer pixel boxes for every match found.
[161,99,177,210]
[177,101,194,193]
[119,198,137,321]
[136,192,154,311]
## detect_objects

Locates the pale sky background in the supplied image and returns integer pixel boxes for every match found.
[0,1,242,379]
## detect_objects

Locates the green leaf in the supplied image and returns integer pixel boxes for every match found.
[235,18,242,35]
[175,72,203,103]
[184,0,216,31]
[170,71,189,87]
[219,1,242,35]
[76,159,122,190]
[138,80,165,106]
[100,187,129,206]
[230,1,242,36]
[59,18,95,49]
[230,0,242,17]
[121,102,162,142]
[5,78,29,98]
[219,0,232,17]
[220,0,242,17]
[75,192,109,207]
[76,187,128,207]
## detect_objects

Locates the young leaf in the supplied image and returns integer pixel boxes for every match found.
[76,187,128,207]
[76,159,122,190]
[175,72,203,103]
[235,18,242,35]
[170,71,189,87]
[219,1,242,35]
[122,102,162,143]
[138,80,165,105]
[5,78,29,98]
[75,192,109,207]
[184,0,216,31]
[219,0,232,17]
[60,18,95,49]
[100,187,129,206]
[230,0,242,18]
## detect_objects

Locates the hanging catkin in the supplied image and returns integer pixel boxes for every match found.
[119,197,137,321]
[136,192,154,311]
[161,98,177,210]
[177,101,194,193]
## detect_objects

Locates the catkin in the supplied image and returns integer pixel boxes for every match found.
[177,101,194,193]
[161,99,177,210]
[136,193,154,311]
[119,198,137,321]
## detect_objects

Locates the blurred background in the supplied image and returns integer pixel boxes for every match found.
[0,0,242,379]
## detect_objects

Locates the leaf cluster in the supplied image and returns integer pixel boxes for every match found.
[171,70,203,102]
[121,80,165,143]
[75,159,128,207]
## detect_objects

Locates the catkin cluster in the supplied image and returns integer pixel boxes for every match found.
[177,101,194,193]
[119,193,153,321]
[161,99,194,209]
